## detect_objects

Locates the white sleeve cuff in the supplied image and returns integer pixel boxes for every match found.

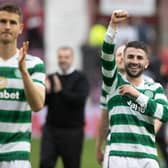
[136,93,149,107]
[105,26,117,43]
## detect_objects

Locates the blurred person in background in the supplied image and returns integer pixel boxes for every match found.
[0,3,45,168]
[39,46,89,168]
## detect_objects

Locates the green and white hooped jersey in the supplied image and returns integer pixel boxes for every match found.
[101,26,168,161]
[100,74,154,110]
[0,50,45,161]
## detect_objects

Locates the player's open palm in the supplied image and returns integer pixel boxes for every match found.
[18,41,29,72]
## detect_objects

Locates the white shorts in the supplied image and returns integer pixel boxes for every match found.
[0,161,31,168]
[104,155,159,168]
[103,145,110,168]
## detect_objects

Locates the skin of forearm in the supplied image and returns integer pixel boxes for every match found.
[154,119,162,133]
[21,70,45,112]
[96,109,109,149]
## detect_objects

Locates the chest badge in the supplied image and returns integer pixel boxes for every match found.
[144,90,154,98]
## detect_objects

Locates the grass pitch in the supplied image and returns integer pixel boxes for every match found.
[31,138,100,168]
[31,138,166,168]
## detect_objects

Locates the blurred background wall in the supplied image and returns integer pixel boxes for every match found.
[45,0,89,74]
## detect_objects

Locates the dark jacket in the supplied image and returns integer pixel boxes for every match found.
[45,70,89,128]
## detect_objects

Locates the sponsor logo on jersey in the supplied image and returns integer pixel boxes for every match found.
[0,76,20,100]
[127,100,145,113]
[0,90,19,100]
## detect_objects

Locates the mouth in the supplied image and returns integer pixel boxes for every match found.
[1,32,12,35]
[129,64,139,68]
[128,65,140,73]
[130,67,139,70]
[130,66,138,69]
[126,63,143,77]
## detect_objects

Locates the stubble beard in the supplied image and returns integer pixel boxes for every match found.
[125,64,144,78]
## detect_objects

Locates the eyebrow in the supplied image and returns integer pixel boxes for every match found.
[127,54,144,59]
[0,18,18,24]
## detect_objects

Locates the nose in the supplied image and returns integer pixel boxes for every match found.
[130,57,139,65]
[120,56,124,61]
[4,21,11,29]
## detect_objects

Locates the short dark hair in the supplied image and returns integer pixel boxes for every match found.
[57,46,74,55]
[124,41,149,59]
[0,3,22,21]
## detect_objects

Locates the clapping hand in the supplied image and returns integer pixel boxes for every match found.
[18,41,29,73]
[53,75,62,93]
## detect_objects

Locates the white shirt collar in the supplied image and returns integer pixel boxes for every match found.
[58,66,75,75]
[0,49,19,63]
[123,74,145,89]
[13,49,19,59]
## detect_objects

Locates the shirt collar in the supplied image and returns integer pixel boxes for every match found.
[13,49,19,60]
[58,66,75,75]
[0,49,19,63]
[123,74,145,89]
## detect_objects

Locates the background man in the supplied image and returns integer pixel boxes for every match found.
[40,46,89,168]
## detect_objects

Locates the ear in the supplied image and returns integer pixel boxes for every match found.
[145,65,148,69]
[19,23,24,35]
[145,59,149,69]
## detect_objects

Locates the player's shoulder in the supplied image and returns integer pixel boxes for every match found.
[145,80,163,91]
[26,54,44,66]
[143,74,154,83]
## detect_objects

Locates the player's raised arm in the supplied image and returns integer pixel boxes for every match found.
[101,10,128,93]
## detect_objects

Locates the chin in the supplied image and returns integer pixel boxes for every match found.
[129,73,142,78]
[2,40,12,44]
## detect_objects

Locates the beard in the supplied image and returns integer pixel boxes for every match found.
[125,63,144,78]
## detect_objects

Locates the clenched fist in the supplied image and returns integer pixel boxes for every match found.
[110,10,128,28]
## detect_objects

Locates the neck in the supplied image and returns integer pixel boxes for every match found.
[126,75,143,87]
[59,66,74,75]
[0,42,17,60]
